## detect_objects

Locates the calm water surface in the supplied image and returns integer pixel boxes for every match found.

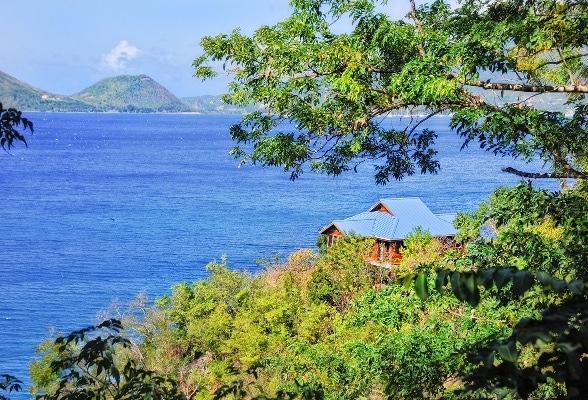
[0,113,560,397]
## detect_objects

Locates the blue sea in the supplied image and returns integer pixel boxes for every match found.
[0,113,561,398]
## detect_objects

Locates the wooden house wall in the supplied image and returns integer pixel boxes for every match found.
[369,240,403,262]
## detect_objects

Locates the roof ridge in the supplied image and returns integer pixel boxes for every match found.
[378,196,421,200]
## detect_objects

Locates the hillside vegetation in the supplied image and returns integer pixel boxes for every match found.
[0,70,96,112]
[28,181,588,399]
[71,75,192,113]
[0,70,248,113]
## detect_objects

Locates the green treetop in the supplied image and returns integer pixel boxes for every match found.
[194,0,588,184]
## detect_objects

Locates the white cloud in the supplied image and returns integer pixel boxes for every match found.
[102,40,141,71]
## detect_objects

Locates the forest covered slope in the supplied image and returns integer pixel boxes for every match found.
[0,70,247,113]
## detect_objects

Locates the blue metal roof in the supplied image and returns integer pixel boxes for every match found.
[321,198,456,240]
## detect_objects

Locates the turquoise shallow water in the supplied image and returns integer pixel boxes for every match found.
[0,112,560,398]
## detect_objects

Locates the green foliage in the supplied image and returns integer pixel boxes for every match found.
[194,0,588,183]
[341,280,527,399]
[315,234,328,255]
[409,266,588,399]
[451,182,588,280]
[400,182,588,399]
[453,202,490,243]
[464,293,588,399]
[398,227,442,274]
[29,182,586,399]
[157,258,252,355]
[74,232,536,399]
[30,336,63,396]
[214,373,324,400]
[0,103,33,151]
[310,234,383,308]
[32,319,185,400]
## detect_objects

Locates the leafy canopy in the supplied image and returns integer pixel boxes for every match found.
[404,183,588,398]
[194,0,588,184]
[31,319,185,400]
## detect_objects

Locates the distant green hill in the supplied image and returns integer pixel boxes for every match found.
[0,70,97,112]
[71,75,192,113]
[0,70,260,113]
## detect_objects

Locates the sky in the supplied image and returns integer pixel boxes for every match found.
[2,1,429,98]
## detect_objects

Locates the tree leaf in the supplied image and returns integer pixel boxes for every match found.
[512,270,534,297]
[494,268,514,289]
[535,271,553,289]
[415,273,429,300]
[497,341,518,363]
[450,272,466,301]
[435,269,450,292]
[462,272,480,306]
[476,268,496,289]
[402,273,416,289]
[567,279,585,295]
[551,279,568,293]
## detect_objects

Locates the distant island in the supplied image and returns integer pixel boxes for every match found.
[0,70,262,114]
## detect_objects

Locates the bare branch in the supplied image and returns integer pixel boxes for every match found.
[465,79,588,93]
[409,0,426,58]
[535,52,588,71]
[502,166,588,179]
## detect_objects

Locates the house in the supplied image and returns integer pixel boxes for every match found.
[319,198,458,263]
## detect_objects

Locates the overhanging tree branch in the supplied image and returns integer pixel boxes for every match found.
[195,0,588,184]
[465,79,588,94]
[501,166,588,179]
